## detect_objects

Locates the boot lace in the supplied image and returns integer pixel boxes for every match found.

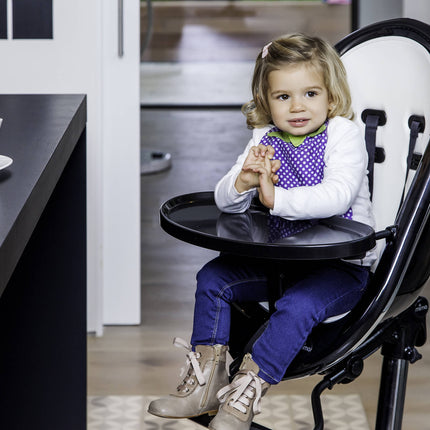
[173,337,206,393]
[216,370,263,415]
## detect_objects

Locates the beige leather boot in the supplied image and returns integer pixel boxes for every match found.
[208,353,270,430]
[148,338,229,419]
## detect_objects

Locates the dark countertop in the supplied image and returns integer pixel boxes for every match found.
[0,94,87,295]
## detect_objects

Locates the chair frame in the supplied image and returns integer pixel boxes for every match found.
[194,18,430,430]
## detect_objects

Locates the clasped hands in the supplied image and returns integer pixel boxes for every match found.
[234,144,281,210]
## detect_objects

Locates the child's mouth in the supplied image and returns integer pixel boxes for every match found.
[289,118,309,127]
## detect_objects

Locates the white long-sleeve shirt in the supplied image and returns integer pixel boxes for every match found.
[215,116,377,266]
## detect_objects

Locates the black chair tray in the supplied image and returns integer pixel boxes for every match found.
[160,191,375,260]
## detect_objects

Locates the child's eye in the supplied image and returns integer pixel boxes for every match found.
[278,94,289,101]
[306,91,317,97]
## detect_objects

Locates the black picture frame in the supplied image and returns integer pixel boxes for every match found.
[12,0,53,39]
[0,0,7,39]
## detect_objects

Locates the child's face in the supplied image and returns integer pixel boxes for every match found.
[267,62,331,136]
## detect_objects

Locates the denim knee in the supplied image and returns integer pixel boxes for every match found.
[195,259,226,300]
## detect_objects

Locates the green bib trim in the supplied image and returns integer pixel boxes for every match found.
[267,123,327,147]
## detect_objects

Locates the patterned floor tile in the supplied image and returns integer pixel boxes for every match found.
[88,395,369,430]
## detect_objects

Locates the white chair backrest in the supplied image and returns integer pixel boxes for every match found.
[340,31,430,235]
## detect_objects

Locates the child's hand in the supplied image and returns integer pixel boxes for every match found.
[255,154,276,210]
[235,145,280,193]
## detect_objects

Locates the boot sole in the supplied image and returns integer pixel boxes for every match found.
[148,409,218,419]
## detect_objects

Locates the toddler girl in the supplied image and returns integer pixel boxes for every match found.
[149,33,376,430]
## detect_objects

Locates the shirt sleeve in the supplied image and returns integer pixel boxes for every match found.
[214,126,270,213]
[270,117,368,220]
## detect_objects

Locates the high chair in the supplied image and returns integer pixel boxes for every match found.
[220,18,430,430]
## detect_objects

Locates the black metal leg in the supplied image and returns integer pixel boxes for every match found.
[374,297,428,430]
[375,357,409,430]
[311,379,330,430]
[267,262,291,314]
[267,270,283,314]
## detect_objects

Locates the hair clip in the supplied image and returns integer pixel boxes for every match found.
[262,42,272,59]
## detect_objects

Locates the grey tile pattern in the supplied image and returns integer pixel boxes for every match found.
[88,395,369,430]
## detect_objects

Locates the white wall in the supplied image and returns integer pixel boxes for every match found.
[0,0,141,334]
[403,0,430,24]
[357,0,430,27]
[357,0,403,27]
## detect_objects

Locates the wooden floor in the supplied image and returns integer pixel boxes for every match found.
[88,2,430,429]
[140,1,351,62]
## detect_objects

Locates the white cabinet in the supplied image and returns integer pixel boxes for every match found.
[101,0,141,327]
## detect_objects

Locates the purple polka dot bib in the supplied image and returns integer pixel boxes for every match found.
[260,123,353,219]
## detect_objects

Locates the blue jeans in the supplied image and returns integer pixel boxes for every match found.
[191,255,370,384]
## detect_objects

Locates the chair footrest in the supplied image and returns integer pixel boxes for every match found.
[190,415,271,430]
[189,414,212,427]
[251,422,272,430]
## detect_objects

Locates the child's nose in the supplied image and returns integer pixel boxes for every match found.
[290,97,305,112]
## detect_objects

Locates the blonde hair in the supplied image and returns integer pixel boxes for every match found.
[243,33,353,129]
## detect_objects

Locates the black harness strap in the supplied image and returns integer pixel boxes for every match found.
[400,116,425,206]
[364,115,379,200]
[362,110,386,201]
